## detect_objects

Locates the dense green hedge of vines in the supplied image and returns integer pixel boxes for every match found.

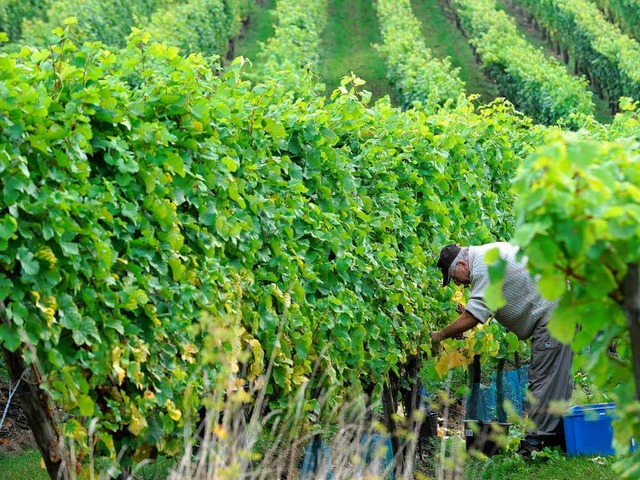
[10,0,252,57]
[0,22,543,474]
[594,0,640,42]
[144,0,253,57]
[246,0,328,98]
[451,0,594,127]
[511,127,640,477]
[20,0,173,48]
[0,0,49,42]
[516,0,640,112]
[375,0,465,112]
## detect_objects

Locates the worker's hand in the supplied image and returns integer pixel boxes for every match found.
[430,331,441,344]
[456,302,465,314]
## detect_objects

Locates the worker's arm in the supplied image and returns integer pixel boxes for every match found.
[430,310,479,343]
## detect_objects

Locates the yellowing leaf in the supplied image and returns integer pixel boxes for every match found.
[435,350,471,378]
[213,424,228,440]
[627,184,640,202]
[112,347,126,385]
[101,432,115,456]
[452,289,464,302]
[165,399,182,422]
[293,374,309,385]
[121,288,149,310]
[167,46,179,60]
[292,365,309,386]
[248,338,264,380]
[231,389,253,403]
[144,304,161,327]
[180,343,197,364]
[172,367,187,382]
[32,294,58,327]
[63,419,87,440]
[34,246,57,268]
[129,404,147,436]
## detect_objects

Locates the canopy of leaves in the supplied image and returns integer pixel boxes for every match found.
[0,20,546,473]
[512,131,640,473]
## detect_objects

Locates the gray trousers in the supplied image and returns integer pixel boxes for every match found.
[527,318,573,440]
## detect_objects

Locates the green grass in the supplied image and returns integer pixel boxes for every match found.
[417,436,620,479]
[411,0,500,104]
[0,449,173,480]
[134,456,175,479]
[0,450,49,480]
[0,441,622,480]
[463,451,619,480]
[319,0,397,104]
[232,0,277,64]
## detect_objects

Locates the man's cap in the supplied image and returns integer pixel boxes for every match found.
[437,244,461,287]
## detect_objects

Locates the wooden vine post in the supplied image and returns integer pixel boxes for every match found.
[382,375,403,476]
[381,354,427,477]
[1,303,62,479]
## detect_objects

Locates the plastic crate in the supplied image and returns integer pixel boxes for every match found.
[563,403,617,456]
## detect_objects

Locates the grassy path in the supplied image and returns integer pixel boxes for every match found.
[319,0,397,104]
[411,0,500,103]
[233,0,276,65]
[495,0,613,123]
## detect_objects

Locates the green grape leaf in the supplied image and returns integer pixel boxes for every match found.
[546,306,575,345]
[0,324,21,352]
[537,272,566,300]
[263,118,287,140]
[485,280,506,311]
[78,395,95,416]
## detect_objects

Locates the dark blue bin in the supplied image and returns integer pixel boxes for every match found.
[563,403,617,456]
